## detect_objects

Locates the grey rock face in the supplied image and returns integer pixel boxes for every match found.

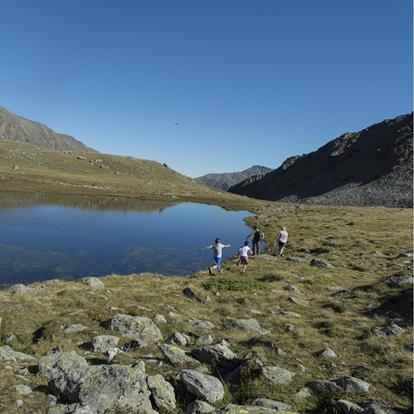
[147,374,176,412]
[226,318,270,336]
[38,352,90,402]
[284,284,302,295]
[260,365,296,385]
[181,369,224,404]
[183,287,211,304]
[0,346,35,362]
[80,277,105,289]
[251,398,293,411]
[186,400,215,413]
[91,335,120,353]
[161,344,199,366]
[196,334,214,347]
[192,340,237,368]
[110,314,162,346]
[310,258,333,268]
[78,364,152,413]
[8,284,45,295]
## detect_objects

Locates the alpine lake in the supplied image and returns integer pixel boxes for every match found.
[0,192,252,285]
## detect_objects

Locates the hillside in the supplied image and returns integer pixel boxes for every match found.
[0,106,94,152]
[0,140,249,208]
[0,202,411,413]
[229,113,413,208]
[196,165,272,191]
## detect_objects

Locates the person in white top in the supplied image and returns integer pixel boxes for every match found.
[237,240,251,273]
[200,238,231,275]
[276,226,288,256]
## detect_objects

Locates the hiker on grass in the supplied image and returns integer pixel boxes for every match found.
[277,226,288,256]
[237,240,251,273]
[246,225,264,255]
[201,238,231,275]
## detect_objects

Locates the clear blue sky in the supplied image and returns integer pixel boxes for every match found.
[1,0,412,177]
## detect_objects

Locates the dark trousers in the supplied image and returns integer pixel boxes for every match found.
[252,238,260,255]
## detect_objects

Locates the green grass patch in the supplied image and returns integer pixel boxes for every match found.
[203,276,266,292]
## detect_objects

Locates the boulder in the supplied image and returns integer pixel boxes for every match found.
[167,331,190,347]
[226,319,269,336]
[196,334,214,347]
[80,277,105,289]
[186,400,215,413]
[319,347,337,358]
[188,319,215,332]
[310,258,333,268]
[110,314,162,346]
[8,284,45,295]
[91,335,120,353]
[373,324,405,337]
[333,377,370,394]
[284,284,302,295]
[147,374,176,412]
[153,314,167,325]
[308,380,341,394]
[38,352,90,402]
[0,346,35,362]
[161,344,199,366]
[260,365,296,386]
[336,399,364,413]
[386,275,413,288]
[64,324,87,334]
[183,287,211,304]
[212,404,297,413]
[251,398,293,411]
[181,369,224,404]
[78,364,152,413]
[192,340,238,369]
[14,384,33,395]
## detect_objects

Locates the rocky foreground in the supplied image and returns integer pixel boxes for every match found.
[0,203,412,413]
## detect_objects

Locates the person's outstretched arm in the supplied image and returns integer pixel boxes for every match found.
[199,245,213,251]
[223,244,231,248]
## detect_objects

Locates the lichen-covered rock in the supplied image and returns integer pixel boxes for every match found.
[308,380,341,394]
[251,398,293,411]
[226,319,269,336]
[91,335,120,353]
[186,400,215,413]
[0,346,35,362]
[188,319,215,332]
[336,399,364,413]
[110,314,162,346]
[153,314,167,325]
[260,365,296,385]
[161,344,199,366]
[192,340,238,369]
[333,377,370,394]
[167,331,190,346]
[212,404,297,413]
[181,369,224,404]
[38,352,90,402]
[64,324,87,334]
[310,258,333,268]
[147,374,176,412]
[78,364,152,413]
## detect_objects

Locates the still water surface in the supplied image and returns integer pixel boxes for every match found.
[0,192,252,284]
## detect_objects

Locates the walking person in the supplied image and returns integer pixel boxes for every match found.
[246,225,264,256]
[276,226,288,256]
[200,238,231,275]
[237,240,251,273]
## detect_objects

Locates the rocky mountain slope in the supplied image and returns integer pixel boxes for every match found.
[196,165,272,191]
[0,106,94,151]
[229,113,413,208]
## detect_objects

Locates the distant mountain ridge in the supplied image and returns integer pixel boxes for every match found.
[229,113,413,208]
[0,106,94,152]
[196,165,272,190]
